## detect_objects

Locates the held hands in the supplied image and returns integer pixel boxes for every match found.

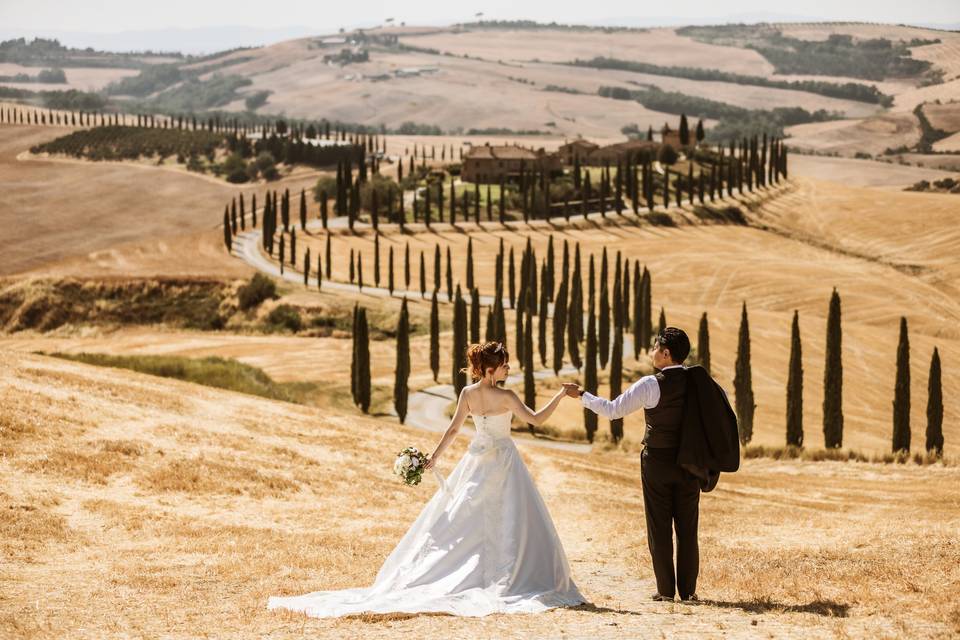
[561,382,582,399]
[424,455,437,470]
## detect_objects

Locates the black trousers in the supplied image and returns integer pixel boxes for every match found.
[640,446,701,599]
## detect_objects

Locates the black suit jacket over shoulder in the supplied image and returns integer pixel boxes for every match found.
[676,365,740,492]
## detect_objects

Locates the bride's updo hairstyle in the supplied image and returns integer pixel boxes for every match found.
[463,341,509,380]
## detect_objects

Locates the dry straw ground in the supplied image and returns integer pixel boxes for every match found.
[2,350,958,639]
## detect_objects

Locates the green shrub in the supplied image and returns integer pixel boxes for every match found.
[266,304,302,332]
[222,152,249,183]
[237,273,277,310]
[46,352,311,404]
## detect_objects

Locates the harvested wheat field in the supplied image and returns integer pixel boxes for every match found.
[261,174,957,454]
[2,349,958,639]
[0,64,141,92]
[784,113,921,157]
[0,124,322,277]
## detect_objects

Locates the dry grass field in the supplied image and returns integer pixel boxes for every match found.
[0,124,317,278]
[783,113,922,157]
[169,23,960,140]
[2,23,960,636]
[2,349,958,639]
[0,63,141,92]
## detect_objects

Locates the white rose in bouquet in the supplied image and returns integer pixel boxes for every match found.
[394,446,429,486]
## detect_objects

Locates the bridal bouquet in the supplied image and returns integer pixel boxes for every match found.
[393,446,429,486]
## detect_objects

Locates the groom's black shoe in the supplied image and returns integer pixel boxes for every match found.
[680,593,699,603]
[650,593,674,602]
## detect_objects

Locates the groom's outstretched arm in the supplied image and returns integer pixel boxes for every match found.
[580,375,659,419]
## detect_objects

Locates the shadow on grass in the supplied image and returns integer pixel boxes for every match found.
[702,597,850,618]
[572,597,850,618]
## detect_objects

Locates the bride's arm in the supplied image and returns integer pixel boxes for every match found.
[426,388,470,468]
[507,387,566,427]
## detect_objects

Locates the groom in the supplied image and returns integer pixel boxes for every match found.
[563,327,701,602]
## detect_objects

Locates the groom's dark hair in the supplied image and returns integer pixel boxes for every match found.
[655,327,690,364]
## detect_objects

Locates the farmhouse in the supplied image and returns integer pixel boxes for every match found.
[660,123,682,149]
[461,144,562,183]
[586,139,660,165]
[558,138,599,164]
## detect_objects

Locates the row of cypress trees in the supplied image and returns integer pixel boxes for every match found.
[350,255,944,456]
[733,289,945,455]
[1,103,389,148]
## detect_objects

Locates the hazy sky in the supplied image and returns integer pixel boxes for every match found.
[2,0,958,31]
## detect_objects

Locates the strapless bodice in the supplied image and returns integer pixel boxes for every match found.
[470,411,513,440]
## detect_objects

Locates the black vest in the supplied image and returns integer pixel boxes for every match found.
[643,367,687,448]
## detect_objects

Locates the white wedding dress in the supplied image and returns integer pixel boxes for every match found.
[267,410,585,617]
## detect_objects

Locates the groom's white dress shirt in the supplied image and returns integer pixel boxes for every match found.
[580,364,685,419]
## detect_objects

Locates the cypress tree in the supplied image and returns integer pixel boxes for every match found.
[394,298,410,423]
[926,347,943,456]
[621,257,630,326]
[325,233,332,278]
[388,245,395,295]
[404,242,411,289]
[612,251,622,329]
[892,316,911,453]
[546,235,555,302]
[508,247,516,309]
[641,267,652,352]
[515,286,525,365]
[523,289,536,434]
[538,261,549,367]
[222,209,232,251]
[350,304,359,404]
[632,261,642,359]
[823,288,844,448]
[279,234,285,274]
[599,248,610,369]
[466,237,474,291]
[299,188,307,230]
[356,250,363,290]
[679,113,690,146]
[657,307,666,338]
[304,248,311,287]
[499,176,506,223]
[317,250,322,290]
[433,243,441,293]
[470,286,481,343]
[552,278,568,375]
[357,307,371,413]
[584,292,598,442]
[786,310,804,447]
[610,285,624,443]
[734,302,755,444]
[429,291,440,381]
[420,251,426,298]
[290,229,297,267]
[349,247,354,283]
[446,246,453,302]
[697,312,711,374]
[453,285,468,394]
[567,249,582,370]
[374,233,381,287]
[320,191,327,228]
[518,243,529,318]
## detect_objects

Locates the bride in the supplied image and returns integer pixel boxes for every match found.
[267,340,585,618]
